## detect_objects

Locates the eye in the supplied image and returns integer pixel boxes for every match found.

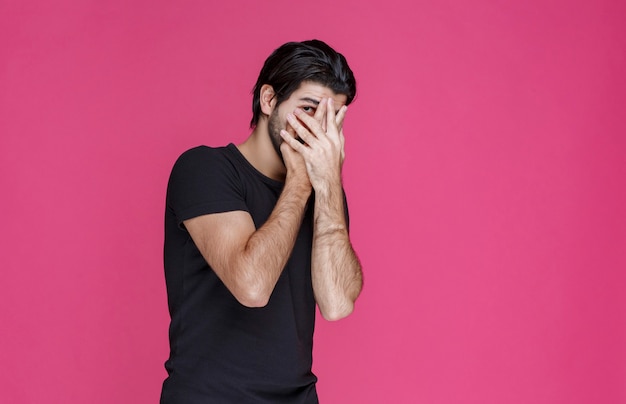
[301,106,316,115]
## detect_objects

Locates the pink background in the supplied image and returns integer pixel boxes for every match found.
[1,0,625,403]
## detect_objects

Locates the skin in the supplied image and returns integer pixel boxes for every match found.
[184,81,363,320]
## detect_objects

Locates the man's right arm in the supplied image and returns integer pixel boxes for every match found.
[184,152,311,308]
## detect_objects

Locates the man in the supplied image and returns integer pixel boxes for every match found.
[160,40,363,403]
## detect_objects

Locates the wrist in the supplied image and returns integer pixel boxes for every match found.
[312,177,342,198]
[285,172,312,197]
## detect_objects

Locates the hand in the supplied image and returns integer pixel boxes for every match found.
[280,98,348,192]
[280,131,311,192]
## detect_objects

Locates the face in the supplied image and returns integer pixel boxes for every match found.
[267,81,348,158]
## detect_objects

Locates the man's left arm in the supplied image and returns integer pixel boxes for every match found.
[280,98,363,321]
[311,180,363,320]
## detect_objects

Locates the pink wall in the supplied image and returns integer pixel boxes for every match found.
[2,1,625,403]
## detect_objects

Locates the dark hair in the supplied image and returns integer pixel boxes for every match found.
[250,39,357,127]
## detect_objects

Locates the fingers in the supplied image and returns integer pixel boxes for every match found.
[280,129,307,154]
[327,100,347,161]
[325,98,348,135]
[287,98,348,149]
[314,97,328,132]
[339,129,345,158]
[335,104,347,160]
[288,110,324,146]
[335,105,347,132]
[324,98,345,145]
[326,98,336,135]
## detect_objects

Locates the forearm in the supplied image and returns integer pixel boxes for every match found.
[235,177,311,306]
[280,97,362,318]
[311,180,363,320]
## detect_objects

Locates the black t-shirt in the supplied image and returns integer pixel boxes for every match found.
[161,144,318,403]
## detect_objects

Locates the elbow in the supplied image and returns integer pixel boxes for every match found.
[234,286,271,308]
[231,270,272,308]
[320,300,354,322]
[317,273,362,321]
[226,261,273,308]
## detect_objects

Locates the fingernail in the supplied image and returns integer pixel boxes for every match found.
[293,108,302,116]
[287,113,295,121]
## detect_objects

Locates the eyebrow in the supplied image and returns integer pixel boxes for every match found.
[298,97,320,105]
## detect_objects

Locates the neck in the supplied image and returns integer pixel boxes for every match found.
[237,122,286,181]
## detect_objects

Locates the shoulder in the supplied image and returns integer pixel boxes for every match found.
[166,145,248,220]
[173,145,229,167]
[169,145,239,178]
[168,144,240,188]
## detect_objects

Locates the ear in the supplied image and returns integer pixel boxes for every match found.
[259,84,277,116]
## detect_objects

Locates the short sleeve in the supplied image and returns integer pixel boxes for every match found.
[166,146,248,226]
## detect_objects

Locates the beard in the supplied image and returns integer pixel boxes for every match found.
[267,108,285,162]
